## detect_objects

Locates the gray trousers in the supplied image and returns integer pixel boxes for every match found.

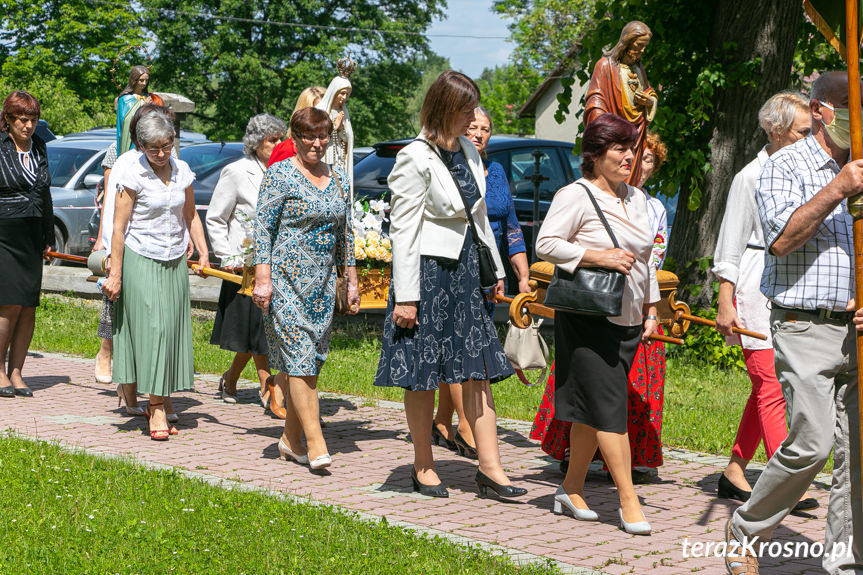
[731,310,863,574]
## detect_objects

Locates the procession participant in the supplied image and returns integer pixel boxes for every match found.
[530,132,668,482]
[101,111,209,441]
[724,71,863,575]
[0,90,52,398]
[94,104,175,415]
[374,71,527,501]
[713,91,819,512]
[316,56,356,201]
[253,107,360,471]
[268,87,325,167]
[536,113,659,534]
[115,65,163,154]
[207,114,285,410]
[584,20,657,187]
[432,105,532,458]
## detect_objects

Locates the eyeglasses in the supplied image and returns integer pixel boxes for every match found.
[296,133,329,145]
[144,143,174,156]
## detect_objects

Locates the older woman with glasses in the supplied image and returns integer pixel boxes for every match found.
[0,90,52,398]
[253,107,359,471]
[207,114,286,411]
[101,111,209,441]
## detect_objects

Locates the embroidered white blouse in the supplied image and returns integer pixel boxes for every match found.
[118,155,196,261]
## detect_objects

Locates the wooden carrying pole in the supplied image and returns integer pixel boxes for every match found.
[846,0,863,502]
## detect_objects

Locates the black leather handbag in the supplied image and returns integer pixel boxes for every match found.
[416,139,499,290]
[543,183,626,316]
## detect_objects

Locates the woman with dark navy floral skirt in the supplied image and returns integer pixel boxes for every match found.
[373,71,527,501]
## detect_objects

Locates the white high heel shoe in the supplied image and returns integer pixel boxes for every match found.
[309,453,332,470]
[278,440,309,465]
[552,486,598,521]
[618,508,651,535]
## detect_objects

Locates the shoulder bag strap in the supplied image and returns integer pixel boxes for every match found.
[576,182,621,249]
[414,138,484,247]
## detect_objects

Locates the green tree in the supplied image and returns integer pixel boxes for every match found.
[502,0,842,306]
[138,0,447,143]
[0,0,147,132]
[492,0,595,74]
[475,64,536,135]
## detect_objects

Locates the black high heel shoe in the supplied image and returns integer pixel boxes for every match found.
[454,431,477,460]
[717,473,751,502]
[476,469,527,499]
[431,425,457,451]
[410,468,448,498]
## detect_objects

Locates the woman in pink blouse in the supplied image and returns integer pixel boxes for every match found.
[536,113,659,534]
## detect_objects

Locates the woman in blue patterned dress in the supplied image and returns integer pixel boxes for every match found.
[253,107,359,471]
[432,106,532,457]
[374,71,528,501]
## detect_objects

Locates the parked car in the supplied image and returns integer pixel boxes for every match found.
[61,127,211,142]
[35,120,56,143]
[353,136,581,292]
[46,138,113,262]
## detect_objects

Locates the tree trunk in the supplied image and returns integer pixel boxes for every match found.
[666,0,801,309]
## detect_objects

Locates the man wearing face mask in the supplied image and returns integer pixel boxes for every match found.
[723,71,863,575]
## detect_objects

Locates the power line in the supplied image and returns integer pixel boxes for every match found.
[85,0,511,40]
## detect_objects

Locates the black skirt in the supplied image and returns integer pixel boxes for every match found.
[554,312,642,433]
[210,279,269,355]
[0,217,43,307]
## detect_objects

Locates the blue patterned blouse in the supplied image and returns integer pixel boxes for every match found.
[484,161,526,258]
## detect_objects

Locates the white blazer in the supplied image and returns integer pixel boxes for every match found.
[206,155,265,266]
[388,134,505,302]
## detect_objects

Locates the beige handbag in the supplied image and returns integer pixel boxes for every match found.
[503,318,549,387]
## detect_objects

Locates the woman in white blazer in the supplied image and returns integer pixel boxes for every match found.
[374,71,527,501]
[206,114,285,410]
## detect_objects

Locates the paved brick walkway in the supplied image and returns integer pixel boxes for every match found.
[2,352,837,574]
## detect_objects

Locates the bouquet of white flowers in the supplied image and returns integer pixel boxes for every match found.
[352,199,392,268]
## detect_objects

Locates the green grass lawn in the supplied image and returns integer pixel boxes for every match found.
[30,294,767,463]
[0,435,558,575]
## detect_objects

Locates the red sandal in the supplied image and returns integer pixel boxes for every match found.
[144,403,170,441]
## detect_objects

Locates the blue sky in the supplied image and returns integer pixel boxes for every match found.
[427,0,513,78]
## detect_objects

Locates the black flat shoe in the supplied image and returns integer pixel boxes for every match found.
[476,469,527,499]
[410,468,448,498]
[0,386,14,398]
[13,386,33,397]
[794,497,819,511]
[431,425,456,451]
[454,431,477,460]
[718,473,751,502]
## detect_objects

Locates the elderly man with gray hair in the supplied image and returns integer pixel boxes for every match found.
[101,110,209,442]
[206,113,286,411]
[722,71,863,575]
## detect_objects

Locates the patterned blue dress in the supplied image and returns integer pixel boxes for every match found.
[374,150,514,391]
[254,161,354,376]
[485,161,526,258]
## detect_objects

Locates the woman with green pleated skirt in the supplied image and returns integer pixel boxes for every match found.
[101,108,210,441]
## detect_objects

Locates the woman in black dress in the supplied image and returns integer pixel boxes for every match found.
[374,71,527,501]
[0,91,53,398]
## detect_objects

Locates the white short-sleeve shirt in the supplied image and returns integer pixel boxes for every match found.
[118,155,196,261]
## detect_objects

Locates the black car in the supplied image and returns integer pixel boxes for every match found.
[353,136,581,291]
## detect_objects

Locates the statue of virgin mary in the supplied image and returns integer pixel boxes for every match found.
[316,56,357,202]
[115,65,163,154]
